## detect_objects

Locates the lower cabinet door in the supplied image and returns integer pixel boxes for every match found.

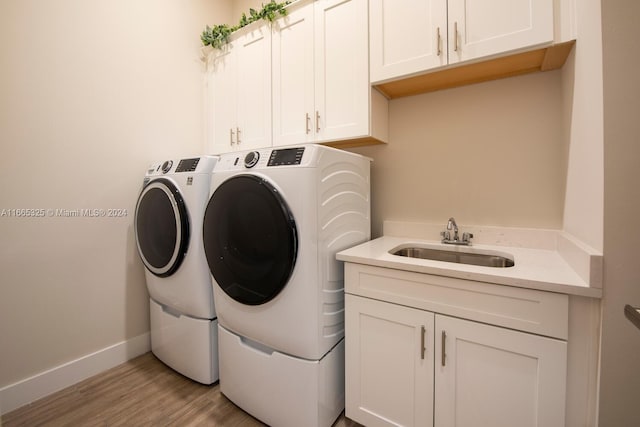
[345,294,434,427]
[434,315,567,427]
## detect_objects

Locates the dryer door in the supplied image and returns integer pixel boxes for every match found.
[203,174,298,305]
[135,178,190,277]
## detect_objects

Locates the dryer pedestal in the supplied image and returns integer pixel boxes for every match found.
[218,325,345,427]
[150,298,219,384]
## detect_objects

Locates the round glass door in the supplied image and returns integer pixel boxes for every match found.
[203,174,298,305]
[135,178,189,277]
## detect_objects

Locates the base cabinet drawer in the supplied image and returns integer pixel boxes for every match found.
[345,293,567,427]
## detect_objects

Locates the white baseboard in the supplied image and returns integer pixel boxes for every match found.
[0,332,150,416]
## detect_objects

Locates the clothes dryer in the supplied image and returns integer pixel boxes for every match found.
[135,156,219,384]
[202,145,370,426]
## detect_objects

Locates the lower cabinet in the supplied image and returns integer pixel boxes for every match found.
[345,294,567,427]
[345,295,435,427]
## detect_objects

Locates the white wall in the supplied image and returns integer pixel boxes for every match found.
[232,0,264,20]
[561,0,604,252]
[0,0,231,398]
[598,0,640,424]
[350,71,567,238]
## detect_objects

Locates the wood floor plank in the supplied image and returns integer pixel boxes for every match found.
[1,352,361,427]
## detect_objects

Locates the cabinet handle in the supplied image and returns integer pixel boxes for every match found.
[436,27,442,56]
[315,110,321,133]
[236,127,241,144]
[306,112,311,134]
[441,330,447,367]
[454,22,459,52]
[230,128,235,145]
[420,326,426,360]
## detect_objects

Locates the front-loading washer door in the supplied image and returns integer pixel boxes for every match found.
[203,174,298,306]
[135,178,190,277]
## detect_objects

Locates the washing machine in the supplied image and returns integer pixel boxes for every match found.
[134,155,219,385]
[202,145,371,427]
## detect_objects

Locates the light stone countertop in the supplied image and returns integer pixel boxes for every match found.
[337,235,602,298]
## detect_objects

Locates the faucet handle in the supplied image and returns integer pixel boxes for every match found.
[441,231,450,241]
[462,232,474,243]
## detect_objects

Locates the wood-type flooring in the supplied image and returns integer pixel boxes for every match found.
[2,352,361,427]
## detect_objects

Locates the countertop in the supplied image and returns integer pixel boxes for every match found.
[336,236,602,298]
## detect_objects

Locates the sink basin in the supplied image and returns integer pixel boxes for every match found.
[390,245,515,268]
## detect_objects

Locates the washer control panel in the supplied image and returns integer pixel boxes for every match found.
[216,147,310,172]
[268,147,305,166]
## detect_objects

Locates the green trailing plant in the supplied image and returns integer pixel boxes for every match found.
[201,1,291,49]
[200,24,234,49]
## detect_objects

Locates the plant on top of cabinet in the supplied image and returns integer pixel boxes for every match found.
[201,1,291,49]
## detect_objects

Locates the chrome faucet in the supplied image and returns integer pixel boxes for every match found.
[441,217,473,245]
[447,217,459,241]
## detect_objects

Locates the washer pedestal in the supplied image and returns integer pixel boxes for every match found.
[218,325,345,427]
[150,298,219,384]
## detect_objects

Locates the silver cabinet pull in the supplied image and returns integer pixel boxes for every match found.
[454,22,459,52]
[306,112,311,134]
[441,330,447,366]
[230,128,235,145]
[420,326,426,360]
[315,110,321,133]
[236,127,241,144]
[437,27,442,56]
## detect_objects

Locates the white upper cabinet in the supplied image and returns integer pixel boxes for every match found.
[209,0,388,152]
[207,22,272,154]
[272,2,315,146]
[370,0,447,83]
[208,43,237,155]
[314,0,370,143]
[236,24,272,151]
[448,0,554,65]
[273,0,388,147]
[370,0,556,84]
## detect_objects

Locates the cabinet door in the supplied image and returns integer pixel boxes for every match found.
[369,0,447,83]
[314,0,369,143]
[435,315,567,427]
[272,3,315,146]
[207,44,237,154]
[236,24,272,150]
[448,0,554,64]
[345,294,434,427]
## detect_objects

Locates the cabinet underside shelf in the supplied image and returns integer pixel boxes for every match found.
[325,136,386,149]
[374,40,576,99]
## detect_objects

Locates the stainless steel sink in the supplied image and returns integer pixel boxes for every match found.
[390,245,515,268]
